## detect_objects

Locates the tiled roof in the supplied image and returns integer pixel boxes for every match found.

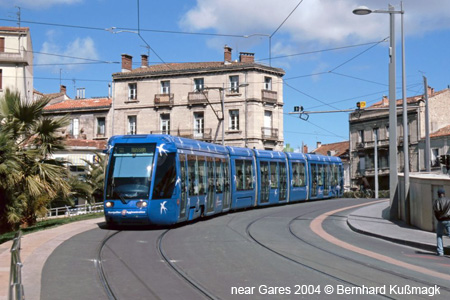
[0,27,29,32]
[430,125,450,138]
[64,139,107,150]
[113,61,285,77]
[370,88,449,108]
[44,98,112,111]
[311,141,349,158]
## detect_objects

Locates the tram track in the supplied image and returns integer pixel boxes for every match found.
[289,204,450,293]
[157,229,218,300]
[97,227,217,300]
[245,202,396,299]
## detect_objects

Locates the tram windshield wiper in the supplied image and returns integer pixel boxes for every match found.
[114,190,127,204]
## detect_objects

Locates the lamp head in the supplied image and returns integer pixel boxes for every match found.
[353,6,372,15]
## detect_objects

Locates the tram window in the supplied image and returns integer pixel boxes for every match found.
[198,156,206,195]
[235,159,253,191]
[215,158,223,193]
[188,155,198,195]
[318,165,324,185]
[245,160,253,189]
[152,153,176,199]
[292,162,305,187]
[270,162,278,189]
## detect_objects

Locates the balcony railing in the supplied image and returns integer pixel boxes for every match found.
[261,127,278,141]
[154,93,174,106]
[261,89,277,104]
[150,128,212,141]
[0,51,29,64]
[188,91,209,104]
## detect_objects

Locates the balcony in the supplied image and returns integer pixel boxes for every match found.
[150,128,212,141]
[261,89,277,104]
[188,91,209,105]
[0,51,29,64]
[261,127,278,141]
[154,93,174,107]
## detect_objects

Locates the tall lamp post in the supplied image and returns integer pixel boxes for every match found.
[353,3,406,219]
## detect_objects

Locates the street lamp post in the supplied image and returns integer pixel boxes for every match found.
[353,3,406,219]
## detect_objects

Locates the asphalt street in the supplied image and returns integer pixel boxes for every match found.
[40,198,450,299]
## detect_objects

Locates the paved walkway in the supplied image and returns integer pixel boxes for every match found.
[0,217,103,300]
[1,200,447,300]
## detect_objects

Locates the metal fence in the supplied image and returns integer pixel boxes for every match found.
[46,202,104,218]
[9,231,24,300]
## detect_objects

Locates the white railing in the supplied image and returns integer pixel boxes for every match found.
[46,202,104,218]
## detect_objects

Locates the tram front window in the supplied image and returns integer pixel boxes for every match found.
[106,144,156,200]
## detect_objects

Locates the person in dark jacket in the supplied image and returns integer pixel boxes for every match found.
[433,188,450,256]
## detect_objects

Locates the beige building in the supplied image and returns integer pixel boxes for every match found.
[111,46,285,150]
[349,87,450,190]
[0,27,33,102]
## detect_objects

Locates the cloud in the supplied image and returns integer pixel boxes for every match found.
[180,0,450,50]
[35,32,99,73]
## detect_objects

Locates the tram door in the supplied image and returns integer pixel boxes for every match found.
[223,158,231,210]
[260,161,270,203]
[206,157,215,213]
[311,164,318,197]
[179,155,187,219]
[279,162,287,201]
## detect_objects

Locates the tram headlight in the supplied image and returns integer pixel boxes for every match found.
[105,201,114,208]
[136,200,148,208]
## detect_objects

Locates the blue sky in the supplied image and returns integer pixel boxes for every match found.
[1,0,449,150]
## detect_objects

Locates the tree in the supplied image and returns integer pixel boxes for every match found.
[82,153,106,204]
[0,89,70,232]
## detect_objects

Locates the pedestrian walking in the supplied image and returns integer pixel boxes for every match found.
[432,188,450,256]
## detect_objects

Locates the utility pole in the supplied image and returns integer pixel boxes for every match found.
[424,76,431,172]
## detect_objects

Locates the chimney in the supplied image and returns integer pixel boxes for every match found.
[224,45,232,63]
[303,144,308,153]
[427,86,435,96]
[316,141,322,149]
[60,85,67,94]
[382,95,388,106]
[239,52,255,63]
[141,54,148,68]
[121,54,133,72]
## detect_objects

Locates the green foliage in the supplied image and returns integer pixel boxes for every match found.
[0,89,70,233]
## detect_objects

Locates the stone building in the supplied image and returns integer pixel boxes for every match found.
[349,87,450,189]
[111,46,285,150]
[0,26,33,102]
[43,96,111,174]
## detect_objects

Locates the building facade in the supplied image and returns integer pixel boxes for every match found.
[0,27,33,102]
[43,96,112,173]
[349,87,450,189]
[111,46,285,150]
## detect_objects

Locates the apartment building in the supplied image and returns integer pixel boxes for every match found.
[0,26,33,102]
[111,46,286,150]
[43,95,112,174]
[349,87,450,189]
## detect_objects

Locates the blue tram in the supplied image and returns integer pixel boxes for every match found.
[103,135,343,226]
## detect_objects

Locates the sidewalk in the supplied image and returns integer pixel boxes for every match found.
[0,217,104,300]
[347,200,445,254]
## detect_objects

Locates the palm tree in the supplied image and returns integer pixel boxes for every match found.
[0,89,70,231]
[82,153,106,203]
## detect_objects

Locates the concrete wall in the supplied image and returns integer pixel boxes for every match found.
[398,173,450,232]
